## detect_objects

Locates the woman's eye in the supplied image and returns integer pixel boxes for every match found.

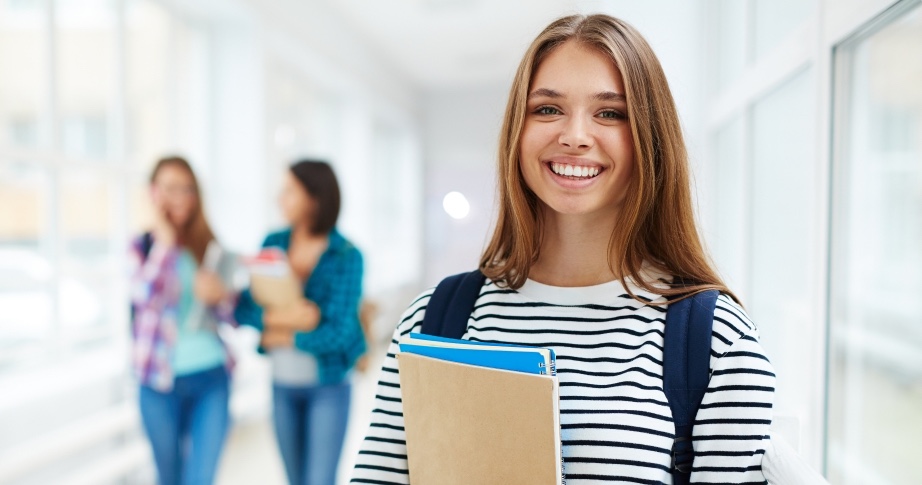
[598,110,626,120]
[534,106,561,116]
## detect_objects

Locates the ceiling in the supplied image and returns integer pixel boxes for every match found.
[316,0,684,89]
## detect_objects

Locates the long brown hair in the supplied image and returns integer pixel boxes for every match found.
[480,14,738,304]
[150,156,215,264]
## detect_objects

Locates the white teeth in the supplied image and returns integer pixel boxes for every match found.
[550,163,600,179]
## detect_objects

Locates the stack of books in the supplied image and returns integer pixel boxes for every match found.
[397,333,563,485]
[244,248,301,308]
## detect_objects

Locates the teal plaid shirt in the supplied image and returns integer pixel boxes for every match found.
[234,228,366,384]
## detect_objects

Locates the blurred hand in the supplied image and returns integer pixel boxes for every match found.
[195,270,226,306]
[260,328,294,349]
[151,203,176,247]
[264,298,320,332]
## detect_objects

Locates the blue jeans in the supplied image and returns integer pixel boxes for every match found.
[139,366,230,485]
[272,381,351,485]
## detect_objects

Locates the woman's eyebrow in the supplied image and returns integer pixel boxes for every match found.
[528,88,563,99]
[592,91,626,102]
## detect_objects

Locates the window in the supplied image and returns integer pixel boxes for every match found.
[0,0,215,367]
[55,0,116,159]
[752,0,815,58]
[0,163,52,360]
[0,0,48,150]
[827,4,922,483]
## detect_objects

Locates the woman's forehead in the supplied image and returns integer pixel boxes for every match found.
[530,41,625,98]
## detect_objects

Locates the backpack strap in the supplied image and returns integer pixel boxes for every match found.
[420,270,486,339]
[663,289,719,484]
[130,232,156,323]
[140,231,154,262]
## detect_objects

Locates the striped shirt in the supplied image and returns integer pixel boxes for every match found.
[351,275,775,484]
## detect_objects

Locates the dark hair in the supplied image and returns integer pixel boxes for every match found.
[289,160,341,235]
[149,156,215,263]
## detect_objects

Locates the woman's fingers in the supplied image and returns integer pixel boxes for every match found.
[263,300,319,331]
[261,328,293,348]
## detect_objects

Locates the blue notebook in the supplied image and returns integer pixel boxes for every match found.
[399,333,556,376]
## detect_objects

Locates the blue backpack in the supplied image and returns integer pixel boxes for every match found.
[420,270,717,485]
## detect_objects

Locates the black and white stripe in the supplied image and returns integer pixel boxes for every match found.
[351,277,774,484]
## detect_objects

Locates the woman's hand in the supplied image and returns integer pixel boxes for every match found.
[151,202,176,247]
[264,298,320,332]
[195,270,227,306]
[260,328,294,349]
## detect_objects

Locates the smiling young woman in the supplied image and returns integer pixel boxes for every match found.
[352,14,774,485]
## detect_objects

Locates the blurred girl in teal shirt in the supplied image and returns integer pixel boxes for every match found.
[235,160,365,485]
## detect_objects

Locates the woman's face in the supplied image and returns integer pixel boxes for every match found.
[519,40,635,220]
[279,171,315,227]
[151,165,197,227]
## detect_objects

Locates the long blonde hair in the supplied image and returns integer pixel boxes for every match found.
[150,156,215,264]
[479,14,737,304]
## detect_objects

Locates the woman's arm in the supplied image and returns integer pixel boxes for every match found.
[233,289,264,331]
[292,247,364,354]
[350,289,433,484]
[690,298,776,484]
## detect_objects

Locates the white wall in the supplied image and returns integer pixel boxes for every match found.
[421,86,507,286]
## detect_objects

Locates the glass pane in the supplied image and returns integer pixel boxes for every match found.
[714,0,746,91]
[753,0,815,58]
[125,0,171,169]
[0,1,49,150]
[828,6,922,484]
[749,68,815,415]
[0,164,52,348]
[55,0,116,159]
[129,178,153,234]
[712,116,746,294]
[58,169,112,331]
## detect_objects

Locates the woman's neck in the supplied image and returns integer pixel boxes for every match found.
[291,224,326,243]
[528,209,621,287]
[288,224,330,282]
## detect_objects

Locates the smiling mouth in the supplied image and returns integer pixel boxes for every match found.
[548,162,603,180]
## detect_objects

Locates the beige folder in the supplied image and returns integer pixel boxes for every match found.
[249,273,302,309]
[397,353,563,485]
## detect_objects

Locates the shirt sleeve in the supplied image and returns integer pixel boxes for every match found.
[233,288,264,331]
[293,247,364,354]
[690,297,776,484]
[350,290,432,485]
[129,236,177,325]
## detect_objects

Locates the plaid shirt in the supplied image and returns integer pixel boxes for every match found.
[234,228,366,385]
[129,235,239,391]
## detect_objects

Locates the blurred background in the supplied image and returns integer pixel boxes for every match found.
[0,0,920,484]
